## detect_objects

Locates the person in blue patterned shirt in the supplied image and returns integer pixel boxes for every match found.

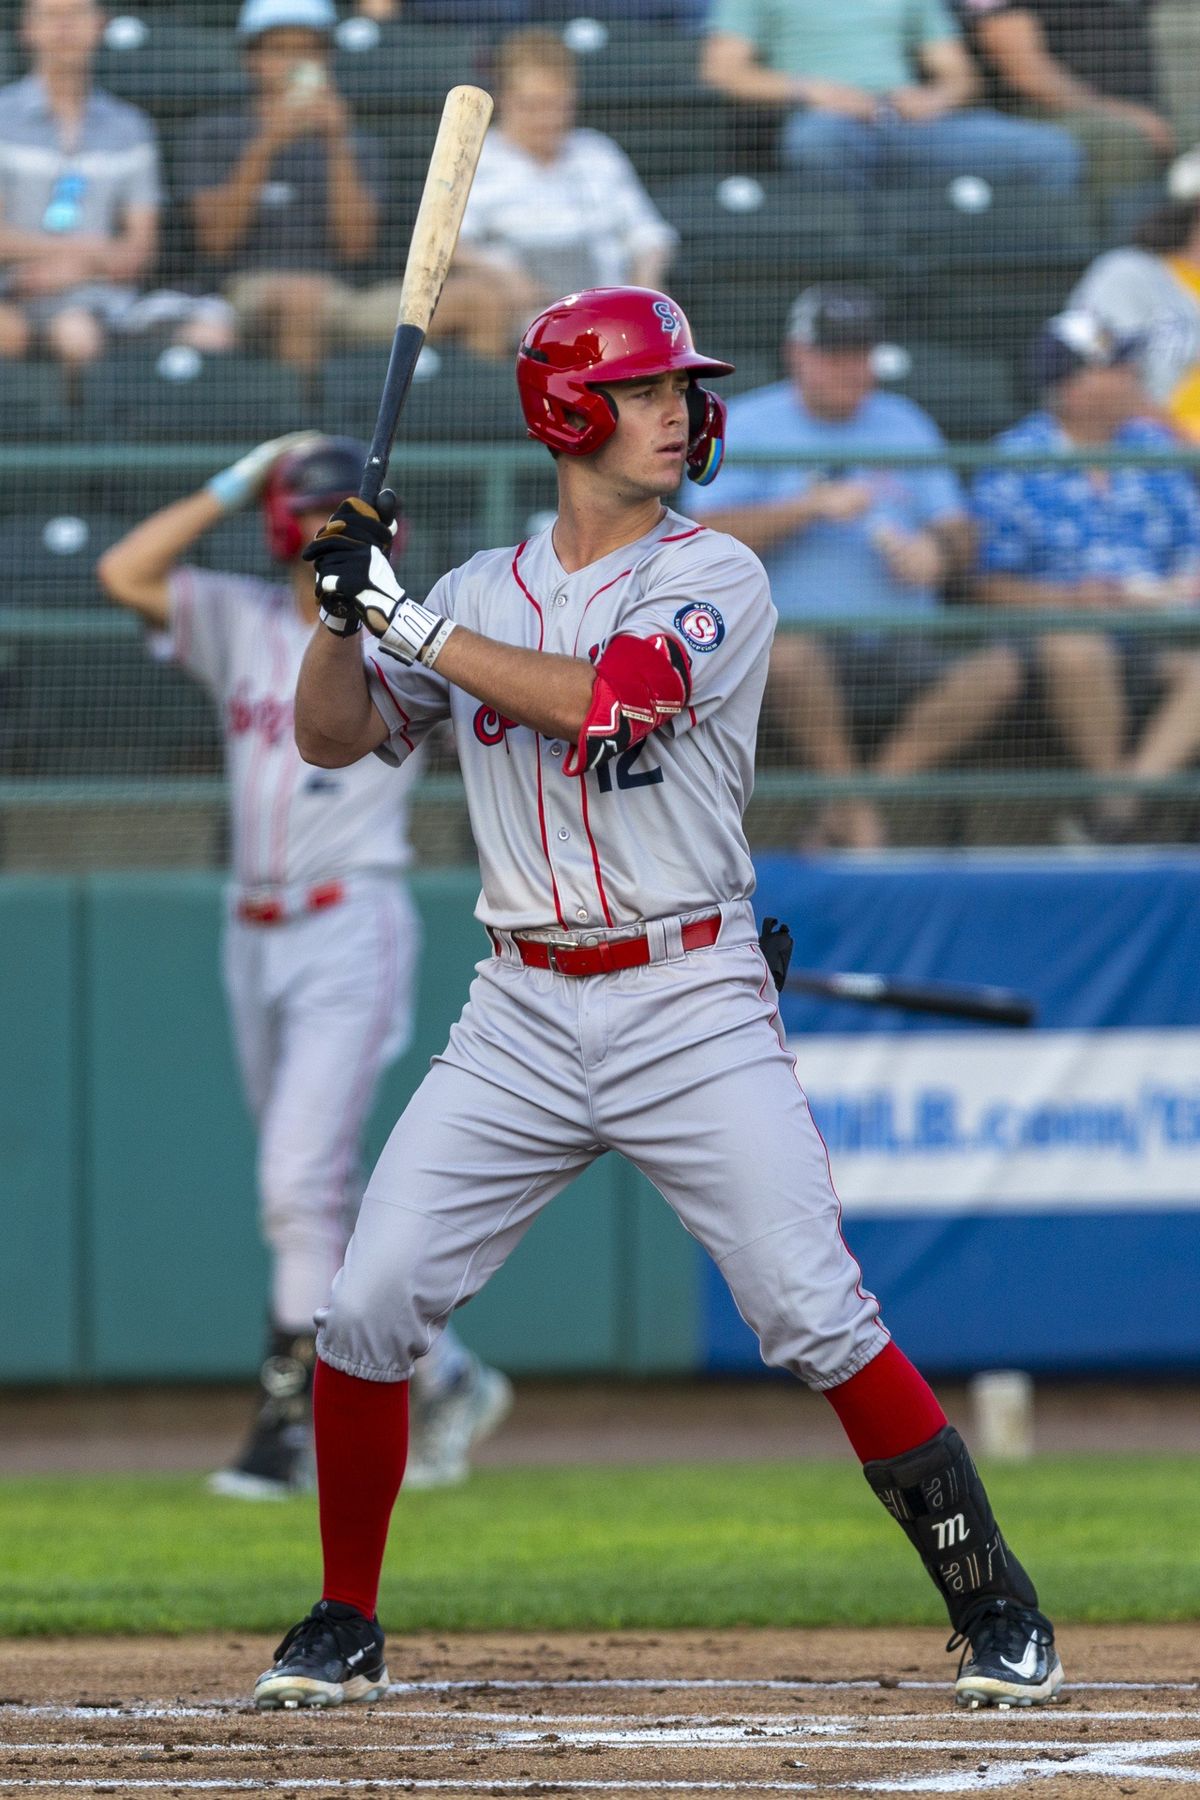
[972,310,1200,839]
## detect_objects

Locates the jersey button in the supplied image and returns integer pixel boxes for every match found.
[557,827,570,841]
[555,590,567,605]
[576,908,589,922]
[549,743,562,757]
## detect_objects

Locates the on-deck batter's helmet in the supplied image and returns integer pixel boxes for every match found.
[517,286,734,486]
[263,435,406,562]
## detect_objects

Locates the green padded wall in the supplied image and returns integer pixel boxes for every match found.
[0,878,79,1378]
[84,873,264,1379]
[0,868,700,1382]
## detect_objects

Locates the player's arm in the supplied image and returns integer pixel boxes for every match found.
[98,433,318,626]
[303,498,598,750]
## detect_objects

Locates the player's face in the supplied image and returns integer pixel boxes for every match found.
[591,371,691,500]
[789,344,875,421]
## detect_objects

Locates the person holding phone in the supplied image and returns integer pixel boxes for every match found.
[183,0,491,372]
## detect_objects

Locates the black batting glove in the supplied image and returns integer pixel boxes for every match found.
[304,492,399,637]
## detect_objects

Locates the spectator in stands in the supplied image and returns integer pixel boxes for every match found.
[973,309,1200,840]
[952,0,1175,193]
[691,286,1021,850]
[701,0,1083,192]
[181,0,497,371]
[452,29,677,355]
[0,0,161,366]
[1069,148,1200,439]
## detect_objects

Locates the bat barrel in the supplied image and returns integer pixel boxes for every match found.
[785,970,1036,1027]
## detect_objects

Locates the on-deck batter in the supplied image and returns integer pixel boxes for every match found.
[99,435,511,1495]
[252,286,1064,1711]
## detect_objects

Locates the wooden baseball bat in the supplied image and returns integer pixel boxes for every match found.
[359,84,494,507]
[785,969,1037,1027]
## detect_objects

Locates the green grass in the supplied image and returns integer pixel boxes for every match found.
[2,1457,1197,1636]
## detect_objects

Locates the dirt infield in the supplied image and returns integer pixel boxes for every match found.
[1,1626,1196,1797]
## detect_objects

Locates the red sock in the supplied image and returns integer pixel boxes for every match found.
[824,1340,947,1463]
[313,1358,408,1618]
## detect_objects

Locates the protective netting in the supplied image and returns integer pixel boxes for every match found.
[3,0,1200,867]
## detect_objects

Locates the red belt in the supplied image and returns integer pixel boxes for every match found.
[511,913,720,977]
[236,881,346,926]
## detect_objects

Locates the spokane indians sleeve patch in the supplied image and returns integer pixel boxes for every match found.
[673,601,725,653]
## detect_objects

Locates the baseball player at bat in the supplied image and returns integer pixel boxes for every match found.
[254,286,1063,1713]
[99,435,511,1497]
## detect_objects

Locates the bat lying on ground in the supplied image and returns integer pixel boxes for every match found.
[359,84,494,507]
[785,969,1037,1028]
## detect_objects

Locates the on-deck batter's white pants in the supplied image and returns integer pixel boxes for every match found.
[317,907,888,1391]
[223,874,419,1335]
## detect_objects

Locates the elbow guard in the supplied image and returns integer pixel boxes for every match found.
[564,632,691,777]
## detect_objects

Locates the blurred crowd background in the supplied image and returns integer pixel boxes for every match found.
[3,0,1200,864]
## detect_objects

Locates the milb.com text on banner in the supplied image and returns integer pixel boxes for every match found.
[798,1029,1200,1214]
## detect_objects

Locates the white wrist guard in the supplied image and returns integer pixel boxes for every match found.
[317,545,456,667]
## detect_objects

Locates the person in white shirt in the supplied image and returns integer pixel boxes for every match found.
[452,28,677,357]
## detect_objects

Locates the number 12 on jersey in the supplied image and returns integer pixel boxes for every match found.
[594,740,663,793]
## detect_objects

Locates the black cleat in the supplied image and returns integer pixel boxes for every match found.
[254,1600,388,1710]
[209,1330,316,1500]
[951,1599,1064,1709]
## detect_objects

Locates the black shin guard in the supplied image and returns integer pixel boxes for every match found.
[863,1425,1038,1631]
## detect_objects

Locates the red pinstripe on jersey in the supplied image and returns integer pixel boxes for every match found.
[570,566,632,658]
[266,598,301,883]
[511,542,567,929]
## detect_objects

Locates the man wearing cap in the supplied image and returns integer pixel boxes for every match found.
[972,309,1200,840]
[691,285,1020,849]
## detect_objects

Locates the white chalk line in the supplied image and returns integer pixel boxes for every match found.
[5,1678,1196,1722]
[6,1771,1200,1798]
[7,1732,1200,1755]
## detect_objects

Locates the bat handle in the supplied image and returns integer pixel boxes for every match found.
[359,321,426,507]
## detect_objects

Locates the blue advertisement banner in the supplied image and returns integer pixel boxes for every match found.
[702,853,1200,1375]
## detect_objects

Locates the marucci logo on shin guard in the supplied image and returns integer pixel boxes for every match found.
[932,1513,970,1549]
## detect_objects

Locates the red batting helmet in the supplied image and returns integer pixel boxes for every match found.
[262,435,407,562]
[517,286,734,486]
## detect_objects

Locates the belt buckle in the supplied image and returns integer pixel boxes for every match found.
[545,943,561,974]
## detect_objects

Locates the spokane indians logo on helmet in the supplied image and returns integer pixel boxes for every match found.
[673,602,725,652]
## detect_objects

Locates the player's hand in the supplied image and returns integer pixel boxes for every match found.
[205,431,322,513]
[304,496,455,666]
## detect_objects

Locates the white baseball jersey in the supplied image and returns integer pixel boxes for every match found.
[362,510,776,932]
[165,567,420,893]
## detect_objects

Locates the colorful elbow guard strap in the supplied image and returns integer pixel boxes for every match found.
[564,632,692,777]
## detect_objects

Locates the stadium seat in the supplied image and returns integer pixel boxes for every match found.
[662,174,883,283]
[873,180,1097,266]
[330,22,490,107]
[0,513,136,609]
[317,345,523,443]
[95,18,245,116]
[873,341,1018,441]
[77,348,306,444]
[1,364,68,442]
[12,639,220,778]
[566,23,703,105]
